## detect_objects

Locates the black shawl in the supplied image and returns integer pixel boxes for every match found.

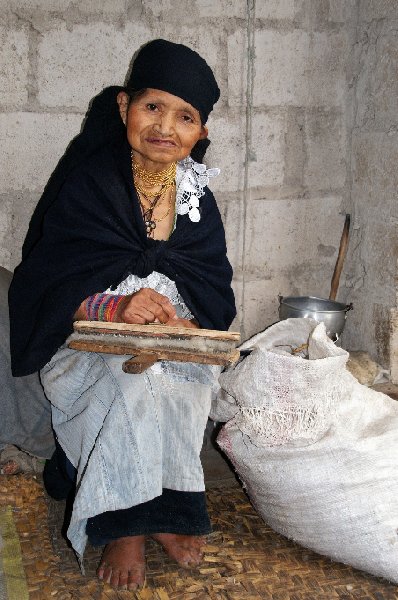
[9,137,236,376]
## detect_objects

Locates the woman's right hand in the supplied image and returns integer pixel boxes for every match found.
[114,288,177,325]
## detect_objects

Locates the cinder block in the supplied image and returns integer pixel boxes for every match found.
[283,108,305,186]
[0,112,83,193]
[0,247,11,271]
[77,0,127,14]
[142,0,174,18]
[250,29,347,108]
[294,0,344,28]
[244,195,344,293]
[359,0,398,21]
[0,191,40,270]
[195,0,246,17]
[0,199,11,245]
[0,195,12,269]
[371,29,398,130]
[351,131,398,218]
[5,0,73,9]
[253,29,310,106]
[228,275,243,334]
[143,0,246,18]
[211,106,285,194]
[227,29,247,109]
[7,0,127,13]
[304,110,346,190]
[248,111,284,187]
[256,0,297,20]
[343,299,391,365]
[205,111,247,193]
[37,22,152,109]
[355,26,398,131]
[0,26,29,107]
[337,212,396,366]
[240,277,281,340]
[328,0,357,23]
[352,219,397,291]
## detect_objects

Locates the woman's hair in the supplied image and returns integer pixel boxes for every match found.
[125,88,147,105]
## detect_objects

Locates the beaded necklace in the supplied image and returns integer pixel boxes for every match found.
[131,152,177,237]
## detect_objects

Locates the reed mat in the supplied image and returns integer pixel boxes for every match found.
[0,474,397,599]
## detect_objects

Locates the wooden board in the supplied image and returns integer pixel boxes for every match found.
[73,321,240,341]
[68,321,241,372]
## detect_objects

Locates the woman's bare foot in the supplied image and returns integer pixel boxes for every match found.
[152,533,206,568]
[97,535,146,590]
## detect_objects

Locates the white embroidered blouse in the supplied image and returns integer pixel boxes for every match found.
[105,157,220,317]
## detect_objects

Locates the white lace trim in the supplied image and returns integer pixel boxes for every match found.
[176,157,220,223]
[105,271,193,319]
[104,158,219,311]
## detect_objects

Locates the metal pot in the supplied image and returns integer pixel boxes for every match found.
[278,296,353,340]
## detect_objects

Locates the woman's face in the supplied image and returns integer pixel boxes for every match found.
[117,89,208,172]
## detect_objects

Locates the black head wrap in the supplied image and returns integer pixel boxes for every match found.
[20,41,219,258]
[126,39,220,124]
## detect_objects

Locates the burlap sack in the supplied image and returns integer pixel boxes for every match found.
[214,318,398,583]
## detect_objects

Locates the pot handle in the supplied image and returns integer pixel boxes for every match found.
[345,303,353,313]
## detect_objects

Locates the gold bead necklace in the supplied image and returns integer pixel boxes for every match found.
[132,152,177,193]
[131,152,177,237]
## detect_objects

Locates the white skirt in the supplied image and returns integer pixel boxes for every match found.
[41,346,219,557]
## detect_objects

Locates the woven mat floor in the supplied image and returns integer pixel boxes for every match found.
[0,475,398,600]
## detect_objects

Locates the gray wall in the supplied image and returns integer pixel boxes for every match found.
[340,1,398,370]
[0,1,396,369]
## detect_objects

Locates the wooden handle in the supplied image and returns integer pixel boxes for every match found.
[122,354,157,374]
[329,214,350,301]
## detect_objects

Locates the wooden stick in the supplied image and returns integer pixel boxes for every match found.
[329,214,350,301]
[73,320,240,342]
[122,354,158,374]
[69,322,241,372]
[68,338,240,366]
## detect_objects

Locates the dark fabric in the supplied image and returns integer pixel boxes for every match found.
[127,39,220,124]
[44,443,210,541]
[43,440,76,501]
[21,87,211,260]
[9,138,236,376]
[190,138,211,163]
[0,266,55,458]
[22,86,124,260]
[86,489,211,546]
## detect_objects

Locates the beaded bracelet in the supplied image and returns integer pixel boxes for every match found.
[84,293,124,322]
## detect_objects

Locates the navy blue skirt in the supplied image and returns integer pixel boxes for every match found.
[44,442,211,546]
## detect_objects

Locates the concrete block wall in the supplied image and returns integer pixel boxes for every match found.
[215,0,353,338]
[340,5,398,372]
[1,0,396,372]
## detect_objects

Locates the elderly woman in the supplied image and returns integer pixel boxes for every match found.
[9,40,235,590]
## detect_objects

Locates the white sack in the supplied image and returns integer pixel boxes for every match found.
[215,318,398,583]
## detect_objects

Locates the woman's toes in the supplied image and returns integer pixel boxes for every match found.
[97,536,146,590]
[97,563,105,580]
[118,571,129,590]
[152,533,205,568]
[127,573,140,591]
[101,565,113,584]
[109,569,122,589]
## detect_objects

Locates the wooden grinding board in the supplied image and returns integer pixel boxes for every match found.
[69,321,241,373]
